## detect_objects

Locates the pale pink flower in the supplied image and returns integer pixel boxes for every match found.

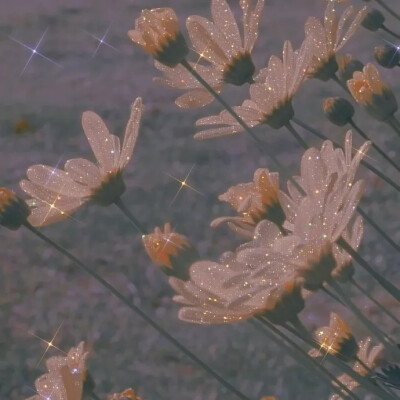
[194,39,312,139]
[154,0,264,108]
[20,99,143,227]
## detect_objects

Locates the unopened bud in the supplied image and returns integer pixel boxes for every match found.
[337,54,364,84]
[361,9,385,32]
[0,188,30,230]
[323,97,355,126]
[375,45,400,69]
[142,223,199,280]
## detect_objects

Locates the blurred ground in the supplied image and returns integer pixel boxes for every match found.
[0,0,400,399]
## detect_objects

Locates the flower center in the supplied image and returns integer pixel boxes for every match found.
[223,52,255,86]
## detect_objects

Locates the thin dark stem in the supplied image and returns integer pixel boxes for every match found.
[329,279,399,353]
[349,120,400,173]
[332,74,349,93]
[114,197,147,235]
[285,122,308,150]
[376,0,400,21]
[282,320,397,400]
[357,207,400,253]
[322,286,346,306]
[351,279,400,327]
[90,393,101,400]
[386,115,400,137]
[292,118,400,193]
[254,318,360,400]
[23,223,251,400]
[338,237,400,303]
[180,59,286,178]
[382,25,400,40]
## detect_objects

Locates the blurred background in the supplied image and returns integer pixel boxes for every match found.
[0,0,399,398]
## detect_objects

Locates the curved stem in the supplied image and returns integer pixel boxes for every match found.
[338,237,400,303]
[382,25,400,40]
[329,279,399,353]
[351,279,400,327]
[282,320,396,400]
[292,118,400,193]
[180,59,289,180]
[349,120,400,173]
[386,115,400,137]
[376,0,400,21]
[23,223,251,400]
[254,318,360,400]
[114,197,147,235]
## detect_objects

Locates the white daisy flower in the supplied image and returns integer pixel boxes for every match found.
[154,0,265,108]
[194,39,312,139]
[305,0,367,80]
[20,98,143,227]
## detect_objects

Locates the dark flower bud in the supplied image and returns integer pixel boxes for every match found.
[337,54,364,84]
[362,9,385,32]
[375,45,400,69]
[0,188,30,230]
[323,97,355,126]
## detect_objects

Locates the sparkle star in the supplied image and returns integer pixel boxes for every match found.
[30,322,66,367]
[165,164,203,206]
[8,27,62,77]
[382,38,400,67]
[86,24,119,58]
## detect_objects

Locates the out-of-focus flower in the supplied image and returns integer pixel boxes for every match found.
[194,39,311,139]
[26,342,89,400]
[361,8,385,32]
[128,8,188,67]
[310,313,358,361]
[20,98,143,227]
[305,1,367,80]
[108,388,142,400]
[337,54,364,83]
[330,337,384,400]
[154,0,265,108]
[347,63,398,121]
[142,222,199,280]
[375,44,400,69]
[0,188,31,230]
[374,363,400,390]
[211,168,285,240]
[323,97,355,126]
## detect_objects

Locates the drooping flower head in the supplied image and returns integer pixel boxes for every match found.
[20,98,143,227]
[305,0,367,80]
[142,222,199,280]
[211,168,285,239]
[154,0,265,108]
[310,313,359,361]
[194,39,312,139]
[0,187,30,230]
[128,8,189,67]
[347,63,398,121]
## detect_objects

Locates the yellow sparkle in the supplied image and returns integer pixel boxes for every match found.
[165,164,204,206]
[30,321,66,367]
